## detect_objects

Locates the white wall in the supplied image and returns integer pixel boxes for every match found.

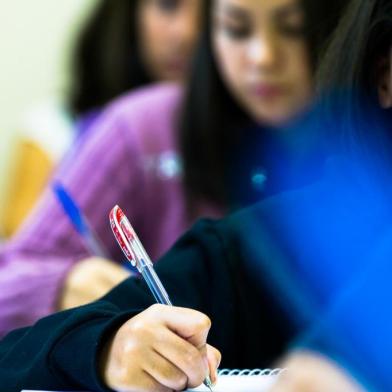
[0,0,99,209]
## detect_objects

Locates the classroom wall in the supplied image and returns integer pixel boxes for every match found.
[0,0,99,226]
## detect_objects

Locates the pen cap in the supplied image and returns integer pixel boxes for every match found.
[109,206,137,267]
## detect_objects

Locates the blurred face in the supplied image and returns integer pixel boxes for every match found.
[212,0,313,126]
[138,0,202,82]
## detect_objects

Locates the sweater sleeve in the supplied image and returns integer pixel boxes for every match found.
[0,218,289,391]
[0,103,145,337]
[0,300,136,391]
[0,220,231,391]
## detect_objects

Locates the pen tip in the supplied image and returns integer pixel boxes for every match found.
[204,375,214,391]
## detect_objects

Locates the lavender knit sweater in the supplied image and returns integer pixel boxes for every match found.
[0,83,222,336]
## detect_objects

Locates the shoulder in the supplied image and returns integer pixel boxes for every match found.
[96,83,184,152]
[107,82,184,121]
[224,153,392,256]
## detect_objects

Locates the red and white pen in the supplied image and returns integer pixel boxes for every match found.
[109,205,171,304]
[109,205,213,390]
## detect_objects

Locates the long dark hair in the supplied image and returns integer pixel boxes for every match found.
[69,0,150,116]
[317,0,392,166]
[179,0,349,208]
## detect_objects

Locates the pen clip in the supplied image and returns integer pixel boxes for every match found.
[110,205,153,272]
[109,206,137,268]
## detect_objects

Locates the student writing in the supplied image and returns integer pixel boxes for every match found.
[1,1,392,390]
[0,0,347,336]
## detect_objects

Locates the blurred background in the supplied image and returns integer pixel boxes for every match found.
[0,0,98,233]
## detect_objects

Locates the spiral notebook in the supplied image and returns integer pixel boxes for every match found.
[21,368,284,392]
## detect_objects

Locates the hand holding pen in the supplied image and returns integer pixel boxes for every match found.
[107,205,219,391]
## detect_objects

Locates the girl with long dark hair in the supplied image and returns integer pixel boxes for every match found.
[70,0,202,115]
[267,0,392,389]
[2,1,392,391]
[0,0,347,337]
[3,0,202,236]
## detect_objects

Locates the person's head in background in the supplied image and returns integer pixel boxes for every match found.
[69,0,202,117]
[179,0,348,207]
[316,0,392,174]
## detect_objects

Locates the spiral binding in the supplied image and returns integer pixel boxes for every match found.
[217,368,284,376]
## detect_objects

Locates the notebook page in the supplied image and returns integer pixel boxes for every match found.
[187,368,282,392]
[22,379,276,392]
[22,376,276,392]
[186,375,277,391]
